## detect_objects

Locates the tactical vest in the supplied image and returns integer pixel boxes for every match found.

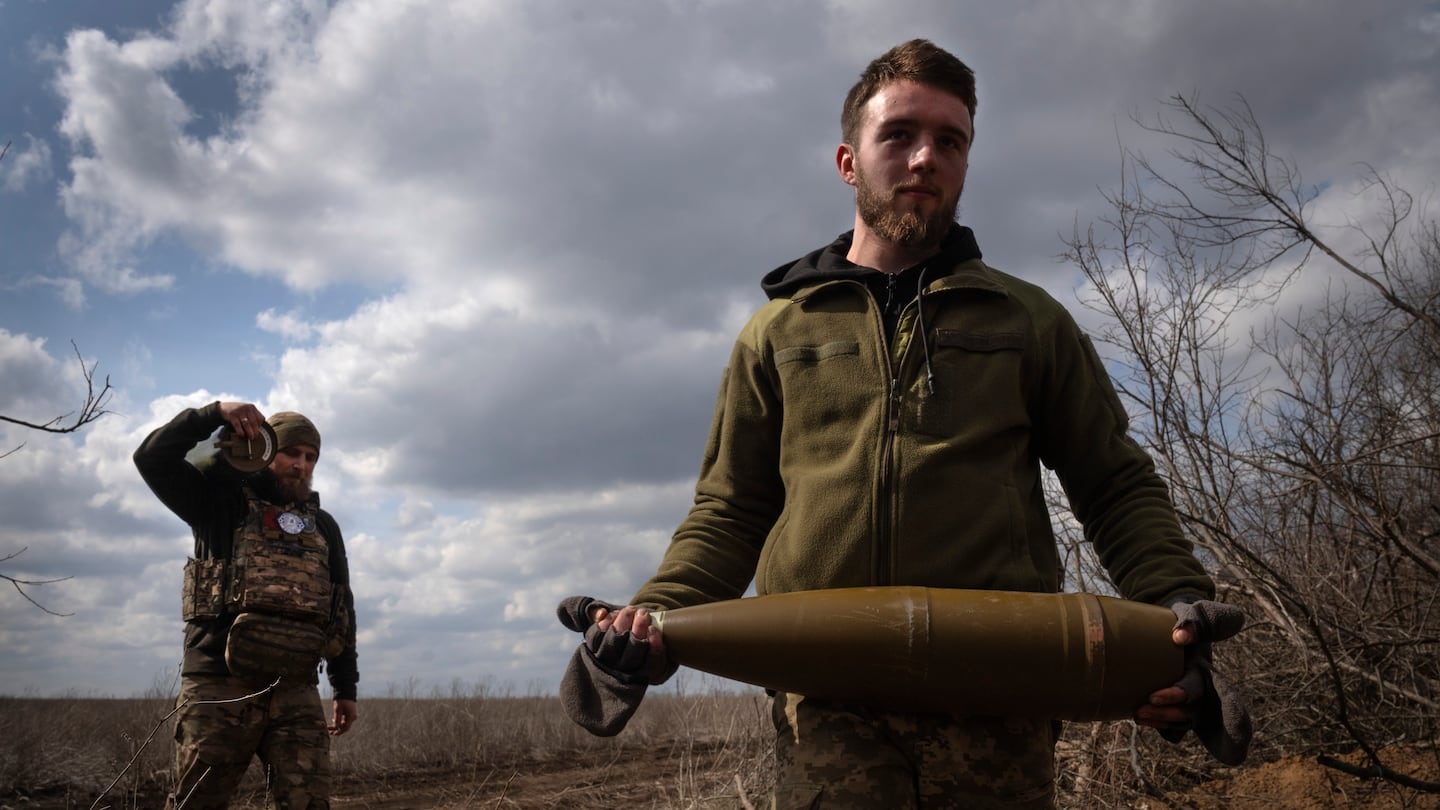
[182,485,348,682]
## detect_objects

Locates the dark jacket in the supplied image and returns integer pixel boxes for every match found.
[134,401,359,701]
[634,227,1213,609]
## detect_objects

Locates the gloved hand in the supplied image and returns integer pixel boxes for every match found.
[556,596,676,737]
[1159,596,1253,765]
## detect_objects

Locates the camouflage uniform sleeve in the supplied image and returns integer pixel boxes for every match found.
[320,510,360,701]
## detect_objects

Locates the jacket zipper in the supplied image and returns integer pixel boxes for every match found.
[876,287,905,587]
[878,375,900,586]
[828,278,909,586]
[878,292,928,586]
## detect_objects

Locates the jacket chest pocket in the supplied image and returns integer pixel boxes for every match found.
[774,341,870,435]
[912,330,1027,438]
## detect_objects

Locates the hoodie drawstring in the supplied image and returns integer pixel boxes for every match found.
[916,265,935,394]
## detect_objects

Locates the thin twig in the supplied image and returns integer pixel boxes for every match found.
[1316,755,1440,793]
[1,547,75,616]
[89,678,280,810]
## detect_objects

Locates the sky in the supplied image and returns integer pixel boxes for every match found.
[2,0,1438,700]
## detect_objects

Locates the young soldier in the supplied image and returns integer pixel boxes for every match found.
[560,40,1249,808]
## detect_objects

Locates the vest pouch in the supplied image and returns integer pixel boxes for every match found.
[225,611,325,684]
[322,584,352,659]
[182,557,229,621]
[227,529,332,620]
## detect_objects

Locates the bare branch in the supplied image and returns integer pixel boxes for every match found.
[1316,755,1440,792]
[0,341,115,434]
[0,548,74,617]
[1068,92,1440,791]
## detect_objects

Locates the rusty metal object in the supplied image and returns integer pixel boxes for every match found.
[651,586,1182,720]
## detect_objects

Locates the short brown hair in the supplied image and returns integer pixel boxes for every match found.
[841,39,977,145]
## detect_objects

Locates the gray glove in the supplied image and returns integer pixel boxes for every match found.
[556,596,676,737]
[1160,596,1252,765]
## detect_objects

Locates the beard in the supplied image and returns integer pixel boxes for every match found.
[854,164,961,251]
[261,468,313,503]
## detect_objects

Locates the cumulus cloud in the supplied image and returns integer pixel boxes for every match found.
[255,307,316,341]
[50,0,851,306]
[6,0,1437,697]
[0,135,54,193]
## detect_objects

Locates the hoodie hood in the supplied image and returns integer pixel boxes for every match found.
[761,225,984,300]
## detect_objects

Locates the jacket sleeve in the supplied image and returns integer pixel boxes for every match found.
[631,337,783,610]
[133,401,227,530]
[321,511,360,701]
[1033,309,1215,605]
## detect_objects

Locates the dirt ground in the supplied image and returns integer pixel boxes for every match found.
[55,747,742,810]
[327,746,1440,810]
[20,743,1439,809]
[290,746,1440,809]
[323,750,730,809]
[1151,746,1440,810]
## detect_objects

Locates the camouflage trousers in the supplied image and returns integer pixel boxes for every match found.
[769,692,1057,809]
[167,674,331,810]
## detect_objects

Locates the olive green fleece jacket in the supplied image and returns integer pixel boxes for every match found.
[634,228,1213,610]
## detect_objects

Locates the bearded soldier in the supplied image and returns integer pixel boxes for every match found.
[135,401,358,810]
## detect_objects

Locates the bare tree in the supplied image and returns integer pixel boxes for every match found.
[1057,94,1439,801]
[1,143,115,453]
[1,145,111,613]
[1,340,115,457]
[1,548,74,617]
[0,341,108,615]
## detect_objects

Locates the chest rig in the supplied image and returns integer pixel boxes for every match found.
[182,484,346,683]
[182,485,332,621]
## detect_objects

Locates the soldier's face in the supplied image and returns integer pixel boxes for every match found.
[843,79,971,250]
[268,444,318,502]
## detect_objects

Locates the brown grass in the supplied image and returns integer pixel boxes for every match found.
[2,683,1437,809]
[0,680,775,809]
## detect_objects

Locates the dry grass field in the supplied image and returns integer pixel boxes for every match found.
[0,681,774,810]
[3,682,1437,809]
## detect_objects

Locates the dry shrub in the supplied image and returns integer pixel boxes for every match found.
[0,695,174,806]
[0,674,773,808]
[332,674,773,807]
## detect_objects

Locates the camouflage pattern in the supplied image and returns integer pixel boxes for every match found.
[769,692,1057,809]
[224,488,336,683]
[181,488,333,623]
[321,583,352,659]
[267,410,322,455]
[228,489,332,620]
[224,612,329,683]
[182,557,230,621]
[168,674,331,810]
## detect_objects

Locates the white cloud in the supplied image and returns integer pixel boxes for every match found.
[51,0,857,303]
[5,0,1437,699]
[0,135,53,193]
[255,307,315,341]
[0,331,62,413]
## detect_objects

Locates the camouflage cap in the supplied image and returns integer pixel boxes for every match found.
[266,411,321,454]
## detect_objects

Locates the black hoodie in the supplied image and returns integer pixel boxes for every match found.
[761,225,985,343]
